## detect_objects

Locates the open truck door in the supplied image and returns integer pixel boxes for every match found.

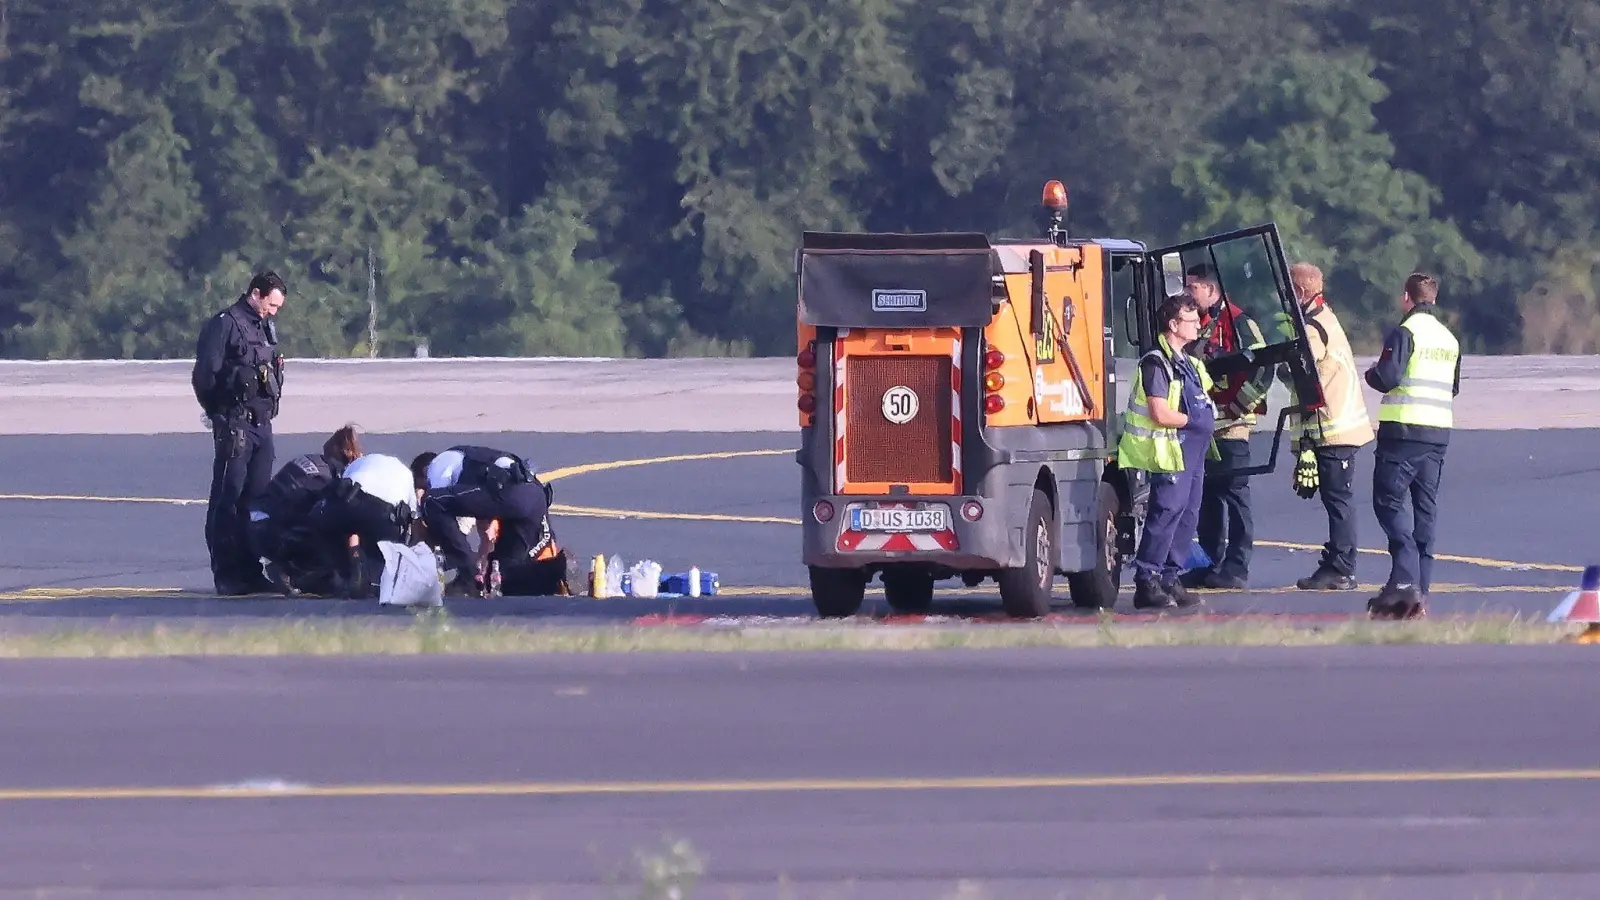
[1146,223,1326,476]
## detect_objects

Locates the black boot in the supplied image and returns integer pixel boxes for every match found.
[1133,578,1177,610]
[1297,567,1357,590]
[1164,578,1203,608]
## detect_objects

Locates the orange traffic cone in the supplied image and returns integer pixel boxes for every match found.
[1547,565,1600,644]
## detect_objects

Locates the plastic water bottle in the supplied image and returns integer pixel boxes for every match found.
[688,565,701,598]
[488,560,502,598]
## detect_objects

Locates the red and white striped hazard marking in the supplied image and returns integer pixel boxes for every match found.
[836,529,960,552]
[950,334,963,493]
[833,328,849,493]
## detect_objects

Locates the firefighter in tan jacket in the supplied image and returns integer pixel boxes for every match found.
[1285,262,1376,591]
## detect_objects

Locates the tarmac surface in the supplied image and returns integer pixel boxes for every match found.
[0,427,1586,622]
[0,426,1594,897]
[3,647,1599,898]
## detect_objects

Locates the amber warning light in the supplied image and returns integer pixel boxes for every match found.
[1042,180,1068,210]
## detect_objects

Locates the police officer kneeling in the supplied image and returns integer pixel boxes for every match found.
[248,425,364,593]
[192,271,288,595]
[415,446,559,595]
[1363,272,1460,620]
[1117,292,1217,610]
[298,452,420,598]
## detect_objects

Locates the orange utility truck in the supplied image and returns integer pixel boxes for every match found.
[794,181,1326,618]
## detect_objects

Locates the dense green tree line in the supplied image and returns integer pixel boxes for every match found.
[0,0,1594,358]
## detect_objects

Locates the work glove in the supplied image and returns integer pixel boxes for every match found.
[1293,441,1319,500]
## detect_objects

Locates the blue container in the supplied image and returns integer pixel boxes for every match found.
[659,571,719,596]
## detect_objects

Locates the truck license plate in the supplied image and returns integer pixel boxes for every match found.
[851,505,950,532]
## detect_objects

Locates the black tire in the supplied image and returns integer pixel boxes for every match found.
[882,569,935,614]
[1067,480,1124,610]
[997,487,1054,618]
[810,565,867,618]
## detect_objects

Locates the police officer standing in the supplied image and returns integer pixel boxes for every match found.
[1363,272,1460,620]
[192,271,288,595]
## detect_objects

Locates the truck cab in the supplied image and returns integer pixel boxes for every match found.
[795,181,1326,619]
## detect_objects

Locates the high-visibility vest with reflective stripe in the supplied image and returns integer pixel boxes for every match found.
[1286,303,1374,447]
[1378,311,1458,429]
[1118,337,1218,473]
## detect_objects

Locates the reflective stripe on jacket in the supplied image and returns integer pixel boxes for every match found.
[1291,301,1375,448]
[1118,335,1220,473]
[1378,312,1459,430]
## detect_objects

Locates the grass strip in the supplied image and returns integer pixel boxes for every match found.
[0,609,1581,658]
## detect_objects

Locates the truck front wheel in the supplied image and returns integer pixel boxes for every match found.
[997,487,1054,618]
[809,566,866,618]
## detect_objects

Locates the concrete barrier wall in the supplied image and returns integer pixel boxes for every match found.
[0,355,1594,435]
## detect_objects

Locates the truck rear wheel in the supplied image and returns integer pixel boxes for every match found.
[809,566,866,618]
[997,487,1054,619]
[882,569,935,614]
[1067,480,1124,610]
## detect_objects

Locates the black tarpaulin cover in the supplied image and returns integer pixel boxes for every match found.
[797,231,997,328]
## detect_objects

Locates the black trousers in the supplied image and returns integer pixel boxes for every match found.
[1313,445,1360,577]
[205,418,275,588]
[1198,437,1253,579]
[255,491,410,596]
[421,480,549,578]
[1372,438,1446,594]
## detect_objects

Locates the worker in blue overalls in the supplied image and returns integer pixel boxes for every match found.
[1116,291,1219,610]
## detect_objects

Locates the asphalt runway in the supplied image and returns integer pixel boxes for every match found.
[2,646,1598,897]
[0,429,1588,623]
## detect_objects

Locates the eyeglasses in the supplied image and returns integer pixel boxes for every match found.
[1175,316,1200,326]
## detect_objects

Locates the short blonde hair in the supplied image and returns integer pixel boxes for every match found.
[1289,262,1323,298]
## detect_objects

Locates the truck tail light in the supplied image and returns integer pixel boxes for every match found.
[983,346,1005,415]
[798,341,817,416]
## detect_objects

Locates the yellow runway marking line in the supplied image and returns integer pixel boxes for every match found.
[4,767,1600,802]
[0,587,196,602]
[0,447,1583,578]
[552,503,797,525]
[715,584,1566,597]
[0,492,201,505]
[540,448,793,483]
[554,504,1584,576]
[0,576,1568,598]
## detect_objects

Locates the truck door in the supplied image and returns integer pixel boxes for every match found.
[1145,223,1326,477]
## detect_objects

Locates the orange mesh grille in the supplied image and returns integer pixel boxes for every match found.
[844,356,952,485]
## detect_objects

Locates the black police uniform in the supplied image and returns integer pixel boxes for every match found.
[420,446,552,590]
[299,479,416,598]
[192,296,285,594]
[247,452,346,593]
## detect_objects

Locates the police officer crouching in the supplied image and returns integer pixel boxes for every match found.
[1117,292,1217,610]
[1363,272,1460,620]
[299,452,420,598]
[248,425,364,595]
[192,271,288,595]
[415,446,562,596]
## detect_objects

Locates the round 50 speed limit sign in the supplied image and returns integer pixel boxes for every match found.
[881,385,919,424]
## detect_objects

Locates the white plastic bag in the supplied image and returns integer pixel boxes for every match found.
[377,541,444,607]
[628,559,662,598]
